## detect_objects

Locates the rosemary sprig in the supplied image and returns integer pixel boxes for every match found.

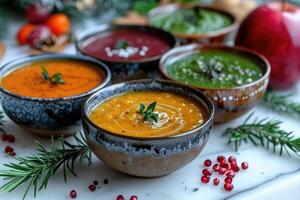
[0,133,91,199]
[138,102,159,123]
[224,113,300,156]
[262,91,300,119]
[114,39,128,50]
[41,65,65,85]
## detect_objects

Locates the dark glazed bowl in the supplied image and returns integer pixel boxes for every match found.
[76,24,178,83]
[0,54,111,137]
[148,4,238,44]
[82,79,214,177]
[159,44,270,123]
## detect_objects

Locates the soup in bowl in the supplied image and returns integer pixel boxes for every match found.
[0,54,111,137]
[82,79,214,177]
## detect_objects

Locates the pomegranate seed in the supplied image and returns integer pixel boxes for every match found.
[69,190,77,199]
[226,171,235,178]
[116,195,125,200]
[241,162,249,170]
[219,167,226,175]
[225,177,232,183]
[9,151,16,156]
[212,164,219,172]
[201,176,210,183]
[230,160,237,167]
[226,164,231,171]
[203,159,212,167]
[213,178,220,186]
[93,180,98,185]
[217,155,226,163]
[202,168,212,176]
[5,146,14,154]
[228,156,236,163]
[130,195,138,200]
[220,162,228,168]
[7,135,15,143]
[2,134,8,141]
[88,184,96,192]
[224,183,234,191]
[232,166,240,173]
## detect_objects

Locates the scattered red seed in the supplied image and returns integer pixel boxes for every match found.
[7,135,15,143]
[226,171,235,178]
[202,168,212,176]
[88,184,96,192]
[219,167,227,175]
[212,164,219,172]
[130,195,138,200]
[69,190,77,199]
[241,162,249,170]
[5,146,14,154]
[201,176,210,183]
[232,166,240,173]
[9,151,16,156]
[225,177,232,183]
[226,164,231,171]
[217,155,226,163]
[224,183,234,191]
[203,159,212,167]
[116,195,125,200]
[213,178,220,186]
[228,156,236,163]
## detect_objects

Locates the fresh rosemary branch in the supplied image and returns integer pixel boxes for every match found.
[138,102,159,123]
[41,65,65,85]
[262,91,300,119]
[224,114,300,157]
[0,133,91,199]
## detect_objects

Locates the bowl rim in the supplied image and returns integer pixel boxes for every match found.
[0,53,111,102]
[159,44,271,91]
[75,23,179,64]
[82,79,214,141]
[147,3,238,39]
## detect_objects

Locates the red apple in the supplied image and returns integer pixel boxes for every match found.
[235,2,300,89]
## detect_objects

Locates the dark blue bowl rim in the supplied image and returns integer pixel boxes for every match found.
[82,79,214,141]
[0,53,111,102]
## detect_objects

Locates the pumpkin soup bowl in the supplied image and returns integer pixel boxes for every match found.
[0,54,111,137]
[82,79,214,177]
[159,44,270,123]
[76,24,178,83]
[147,4,238,44]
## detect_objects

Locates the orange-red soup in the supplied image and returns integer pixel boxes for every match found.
[89,91,207,138]
[1,60,104,98]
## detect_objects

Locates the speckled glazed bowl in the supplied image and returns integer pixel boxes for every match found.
[159,44,270,123]
[148,4,238,44]
[82,79,214,177]
[76,24,178,83]
[0,54,111,137]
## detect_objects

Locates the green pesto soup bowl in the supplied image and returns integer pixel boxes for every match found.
[147,4,238,44]
[159,44,271,123]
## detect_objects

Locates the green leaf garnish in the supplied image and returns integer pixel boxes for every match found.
[132,0,158,15]
[114,39,129,50]
[40,65,64,85]
[138,102,159,123]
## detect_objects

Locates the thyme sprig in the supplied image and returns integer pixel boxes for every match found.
[138,102,159,123]
[41,65,65,85]
[262,91,300,119]
[0,133,92,199]
[224,113,300,156]
[114,39,129,50]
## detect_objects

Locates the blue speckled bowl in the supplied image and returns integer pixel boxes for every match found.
[0,54,111,137]
[82,79,214,177]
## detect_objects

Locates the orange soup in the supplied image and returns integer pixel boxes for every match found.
[1,60,104,98]
[89,91,206,138]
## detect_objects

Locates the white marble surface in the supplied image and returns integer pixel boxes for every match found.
[0,19,300,200]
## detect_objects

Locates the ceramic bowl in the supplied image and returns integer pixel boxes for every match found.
[82,79,214,177]
[0,54,111,137]
[76,24,178,83]
[159,44,271,123]
[147,4,238,44]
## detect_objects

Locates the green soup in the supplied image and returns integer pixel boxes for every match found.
[167,51,263,89]
[149,9,232,34]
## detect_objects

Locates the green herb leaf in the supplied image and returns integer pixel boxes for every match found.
[0,132,91,200]
[41,65,50,81]
[114,39,128,50]
[51,73,64,84]
[223,113,300,157]
[138,102,159,123]
[40,65,64,85]
[132,0,158,15]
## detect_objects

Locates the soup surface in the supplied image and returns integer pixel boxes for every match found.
[149,9,232,35]
[167,50,263,89]
[1,60,104,98]
[81,29,170,62]
[89,91,206,138]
